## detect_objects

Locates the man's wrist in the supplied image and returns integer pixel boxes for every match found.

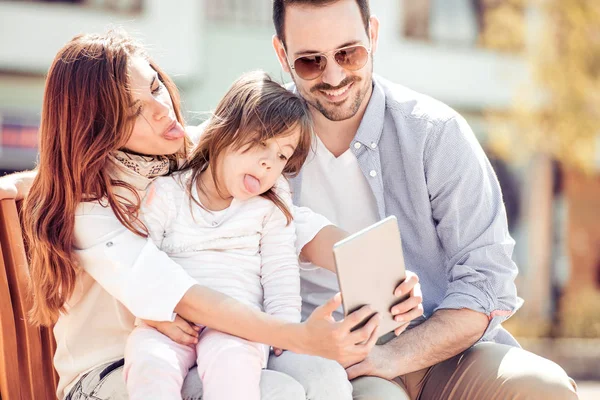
[376,336,404,371]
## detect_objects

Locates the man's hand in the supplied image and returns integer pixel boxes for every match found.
[391,270,424,335]
[348,309,489,380]
[345,342,399,380]
[143,315,201,346]
[344,271,423,379]
[299,293,381,367]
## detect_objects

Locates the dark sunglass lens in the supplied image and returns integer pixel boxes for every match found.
[335,46,368,70]
[294,55,327,80]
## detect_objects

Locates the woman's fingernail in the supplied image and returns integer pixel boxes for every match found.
[395,316,404,322]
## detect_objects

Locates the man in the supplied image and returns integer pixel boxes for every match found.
[269,0,578,398]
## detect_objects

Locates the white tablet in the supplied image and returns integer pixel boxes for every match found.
[333,216,408,341]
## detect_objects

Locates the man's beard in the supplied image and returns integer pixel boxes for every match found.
[296,73,372,122]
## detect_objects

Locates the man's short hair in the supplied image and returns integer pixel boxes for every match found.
[273,0,371,46]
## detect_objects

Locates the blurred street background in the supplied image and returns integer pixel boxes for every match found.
[0,0,598,397]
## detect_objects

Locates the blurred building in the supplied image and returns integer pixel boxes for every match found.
[0,0,524,167]
[0,0,597,332]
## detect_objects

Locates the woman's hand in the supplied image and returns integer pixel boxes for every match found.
[296,293,381,368]
[143,315,201,346]
[390,270,424,336]
[272,347,285,356]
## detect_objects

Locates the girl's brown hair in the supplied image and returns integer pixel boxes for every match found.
[183,71,313,224]
[22,30,187,326]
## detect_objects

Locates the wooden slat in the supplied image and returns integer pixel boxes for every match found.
[0,240,22,400]
[14,200,59,394]
[0,199,58,400]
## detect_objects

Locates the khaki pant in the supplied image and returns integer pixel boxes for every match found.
[352,342,578,400]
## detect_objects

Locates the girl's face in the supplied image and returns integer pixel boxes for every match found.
[124,56,185,155]
[217,127,301,201]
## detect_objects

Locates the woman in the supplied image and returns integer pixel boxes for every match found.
[3,30,421,399]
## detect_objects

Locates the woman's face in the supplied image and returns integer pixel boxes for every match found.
[124,56,185,155]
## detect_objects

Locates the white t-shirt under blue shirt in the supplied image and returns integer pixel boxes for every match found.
[299,135,380,321]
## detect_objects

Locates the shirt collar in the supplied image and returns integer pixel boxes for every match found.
[288,75,386,149]
[354,75,386,149]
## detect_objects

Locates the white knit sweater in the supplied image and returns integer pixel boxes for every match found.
[142,172,301,323]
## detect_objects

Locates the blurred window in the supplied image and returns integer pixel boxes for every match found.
[205,0,271,26]
[1,123,38,150]
[0,112,39,150]
[9,0,143,14]
[402,0,525,51]
[0,112,39,171]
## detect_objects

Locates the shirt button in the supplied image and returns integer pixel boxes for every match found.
[369,170,377,177]
[353,142,361,149]
[106,241,114,247]
[370,142,377,149]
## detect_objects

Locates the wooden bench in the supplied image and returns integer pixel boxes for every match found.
[0,199,58,399]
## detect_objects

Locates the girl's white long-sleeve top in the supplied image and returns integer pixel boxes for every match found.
[142,172,302,323]
[53,162,332,399]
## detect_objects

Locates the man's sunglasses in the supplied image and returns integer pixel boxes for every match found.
[286,44,371,81]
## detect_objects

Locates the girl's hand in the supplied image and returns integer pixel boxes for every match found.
[143,315,201,346]
[298,293,381,368]
[390,270,424,336]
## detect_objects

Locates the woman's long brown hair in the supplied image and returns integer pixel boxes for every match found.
[182,71,313,224]
[22,31,186,326]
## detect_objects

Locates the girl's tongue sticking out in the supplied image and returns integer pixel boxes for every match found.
[243,174,261,195]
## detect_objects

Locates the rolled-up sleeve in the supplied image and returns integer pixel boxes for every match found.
[73,202,197,322]
[425,116,523,340]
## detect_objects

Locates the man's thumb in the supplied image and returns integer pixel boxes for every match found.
[319,292,342,316]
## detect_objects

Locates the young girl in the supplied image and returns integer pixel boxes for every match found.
[123,72,353,400]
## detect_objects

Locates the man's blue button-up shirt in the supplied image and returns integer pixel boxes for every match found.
[291,75,523,346]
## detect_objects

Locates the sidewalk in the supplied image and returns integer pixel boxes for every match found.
[577,381,600,400]
[518,338,600,381]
